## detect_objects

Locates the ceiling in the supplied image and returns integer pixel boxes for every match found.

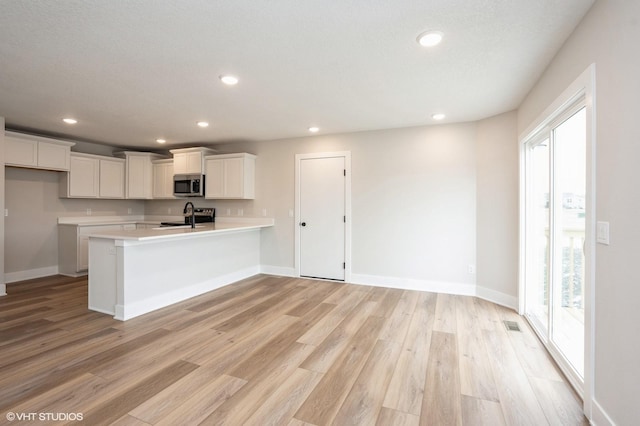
[0,0,594,150]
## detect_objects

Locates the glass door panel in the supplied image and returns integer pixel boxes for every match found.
[551,108,586,378]
[525,139,550,334]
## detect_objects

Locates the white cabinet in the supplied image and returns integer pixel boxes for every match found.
[205,153,256,199]
[99,158,125,198]
[61,154,100,197]
[152,159,175,199]
[116,151,165,199]
[5,135,37,167]
[60,153,125,199]
[5,131,74,171]
[170,147,216,175]
[58,224,125,275]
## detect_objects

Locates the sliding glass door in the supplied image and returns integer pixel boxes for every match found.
[524,104,586,388]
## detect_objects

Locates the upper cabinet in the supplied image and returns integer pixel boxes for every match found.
[60,153,125,199]
[205,153,256,199]
[116,151,166,199]
[5,131,75,171]
[99,157,126,199]
[170,147,216,175]
[152,159,175,199]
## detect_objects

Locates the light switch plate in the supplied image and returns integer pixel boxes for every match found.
[597,221,610,245]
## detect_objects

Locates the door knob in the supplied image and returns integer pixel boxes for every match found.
[300,222,306,226]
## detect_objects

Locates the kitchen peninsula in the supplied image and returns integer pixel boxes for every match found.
[87,218,273,320]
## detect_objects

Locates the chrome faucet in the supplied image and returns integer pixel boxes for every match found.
[183,201,196,228]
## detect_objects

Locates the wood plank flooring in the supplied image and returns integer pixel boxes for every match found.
[0,274,587,425]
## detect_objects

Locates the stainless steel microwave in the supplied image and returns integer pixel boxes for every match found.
[173,174,204,197]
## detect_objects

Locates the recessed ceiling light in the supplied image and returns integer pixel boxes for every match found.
[62,118,77,124]
[417,30,444,47]
[196,121,209,128]
[219,75,239,85]
[156,138,166,144]
[308,127,320,133]
[431,113,446,120]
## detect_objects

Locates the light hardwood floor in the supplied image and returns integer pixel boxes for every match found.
[0,274,587,425]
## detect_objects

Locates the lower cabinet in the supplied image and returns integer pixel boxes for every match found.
[58,224,127,275]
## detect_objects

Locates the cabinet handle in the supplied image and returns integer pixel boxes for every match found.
[300,222,306,227]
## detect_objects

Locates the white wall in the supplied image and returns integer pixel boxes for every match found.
[208,123,479,292]
[518,1,640,423]
[476,111,519,305]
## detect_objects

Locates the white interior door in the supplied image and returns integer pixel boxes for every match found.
[299,156,345,280]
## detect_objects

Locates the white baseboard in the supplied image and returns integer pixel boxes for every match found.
[114,265,260,321]
[591,398,615,426]
[0,284,6,296]
[350,273,477,296]
[259,268,517,311]
[475,285,518,310]
[261,265,296,277]
[5,265,59,283]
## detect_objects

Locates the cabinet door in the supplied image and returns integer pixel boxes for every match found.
[152,162,164,198]
[79,235,90,271]
[186,152,203,174]
[224,157,244,198]
[5,136,37,167]
[38,141,70,170]
[69,156,100,197]
[205,159,224,198]
[99,159,125,198]
[173,151,204,174]
[173,153,187,174]
[153,162,175,198]
[127,155,151,199]
[163,163,175,197]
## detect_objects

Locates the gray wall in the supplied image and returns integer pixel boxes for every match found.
[476,111,519,299]
[4,167,144,277]
[518,0,640,423]
[208,122,480,290]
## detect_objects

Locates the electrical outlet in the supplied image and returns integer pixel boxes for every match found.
[86,208,92,216]
[262,208,267,217]
[127,207,132,214]
[226,208,231,216]
[107,247,116,255]
[238,208,243,216]
[288,209,294,218]
[468,264,476,274]
[168,208,172,214]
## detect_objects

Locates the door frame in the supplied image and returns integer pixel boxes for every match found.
[295,151,352,282]
[518,64,595,415]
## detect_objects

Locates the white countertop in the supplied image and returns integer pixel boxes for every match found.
[85,218,274,243]
[58,215,149,226]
